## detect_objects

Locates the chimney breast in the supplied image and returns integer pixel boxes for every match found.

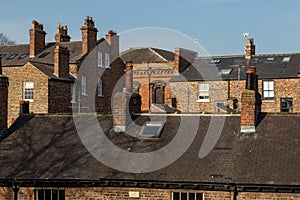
[113,90,128,132]
[174,48,198,74]
[106,30,119,61]
[29,20,46,57]
[54,45,70,78]
[126,61,133,93]
[81,16,98,55]
[55,23,71,43]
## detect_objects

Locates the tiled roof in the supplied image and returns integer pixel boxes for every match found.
[172,54,300,81]
[120,47,174,64]
[0,114,299,186]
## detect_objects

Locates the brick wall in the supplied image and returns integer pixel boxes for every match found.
[48,80,72,113]
[0,75,8,132]
[2,63,49,126]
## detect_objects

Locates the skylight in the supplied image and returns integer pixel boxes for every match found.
[139,121,165,139]
[69,51,75,55]
[18,53,29,59]
[6,54,18,60]
[265,57,275,63]
[282,57,291,62]
[38,52,50,58]
[0,54,5,59]
[219,68,233,75]
[210,59,221,64]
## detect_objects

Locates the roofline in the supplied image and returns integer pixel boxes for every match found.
[0,178,299,193]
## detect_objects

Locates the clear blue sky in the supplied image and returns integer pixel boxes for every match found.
[1,0,300,56]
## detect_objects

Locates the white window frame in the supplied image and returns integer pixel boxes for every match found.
[23,81,34,102]
[98,51,103,67]
[262,80,274,100]
[98,78,103,97]
[81,76,87,96]
[197,82,210,102]
[105,52,110,67]
[70,83,76,103]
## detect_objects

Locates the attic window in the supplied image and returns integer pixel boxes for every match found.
[210,59,221,64]
[219,68,233,75]
[265,57,275,63]
[0,54,6,59]
[139,121,165,138]
[282,57,291,62]
[69,51,74,55]
[38,52,50,58]
[18,53,29,59]
[7,54,18,60]
[252,57,259,63]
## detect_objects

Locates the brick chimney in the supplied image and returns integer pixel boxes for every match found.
[113,89,128,132]
[54,45,70,78]
[0,59,9,133]
[106,30,119,61]
[29,20,46,57]
[245,38,255,59]
[81,16,98,55]
[55,23,71,43]
[174,48,198,74]
[240,66,261,133]
[126,61,133,93]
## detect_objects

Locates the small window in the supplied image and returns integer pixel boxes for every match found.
[210,59,221,64]
[23,81,34,102]
[7,54,18,60]
[105,52,110,67]
[98,51,103,67]
[69,51,74,55]
[139,121,165,138]
[38,52,50,58]
[265,57,275,63]
[70,83,76,103]
[97,78,103,97]
[198,82,209,102]
[0,54,6,59]
[172,192,203,200]
[81,76,87,96]
[262,80,274,100]
[18,53,29,59]
[252,57,259,64]
[35,189,65,200]
[219,68,233,75]
[280,98,293,113]
[282,57,291,62]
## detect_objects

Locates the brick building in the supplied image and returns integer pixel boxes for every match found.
[0,77,300,199]
[120,47,197,112]
[0,17,125,126]
[170,39,300,113]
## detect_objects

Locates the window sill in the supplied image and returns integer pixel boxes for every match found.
[70,101,77,104]
[262,99,275,103]
[24,99,34,103]
[81,94,88,96]
[98,65,104,68]
[98,95,104,98]
[196,99,210,103]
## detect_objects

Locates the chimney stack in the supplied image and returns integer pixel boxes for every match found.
[245,38,255,59]
[29,20,46,57]
[174,48,198,74]
[55,23,71,43]
[125,61,133,93]
[240,66,261,133]
[0,59,9,133]
[106,30,119,61]
[113,90,128,132]
[54,46,70,78]
[81,16,98,55]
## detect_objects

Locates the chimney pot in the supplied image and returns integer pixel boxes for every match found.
[81,16,98,55]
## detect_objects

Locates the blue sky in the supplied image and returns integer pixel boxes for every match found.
[1,0,300,55]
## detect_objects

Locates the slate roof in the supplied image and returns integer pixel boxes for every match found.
[120,47,175,64]
[0,113,299,187]
[172,54,300,82]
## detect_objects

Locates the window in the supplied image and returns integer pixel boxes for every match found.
[7,54,18,60]
[97,78,103,96]
[139,121,165,138]
[219,68,232,75]
[265,57,275,63]
[23,81,34,102]
[198,82,209,102]
[81,76,87,95]
[69,51,74,55]
[18,53,29,59]
[105,52,110,67]
[172,192,203,200]
[210,59,221,64]
[262,80,274,100]
[38,52,50,58]
[0,54,6,59]
[35,189,65,200]
[282,57,291,62]
[280,98,293,113]
[71,83,76,103]
[98,51,103,67]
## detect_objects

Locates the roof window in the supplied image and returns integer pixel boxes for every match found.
[282,57,291,62]
[265,57,275,63]
[0,54,6,59]
[139,121,165,139]
[219,68,233,75]
[7,54,18,60]
[18,53,29,59]
[210,59,221,64]
[38,52,50,58]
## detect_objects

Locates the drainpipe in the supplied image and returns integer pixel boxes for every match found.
[13,181,19,200]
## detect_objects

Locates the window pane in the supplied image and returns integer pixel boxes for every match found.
[59,190,65,200]
[45,190,51,200]
[181,192,187,200]
[173,192,180,200]
[269,91,274,97]
[98,51,103,67]
[189,193,195,200]
[196,193,203,200]
[52,190,58,200]
[37,190,44,200]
